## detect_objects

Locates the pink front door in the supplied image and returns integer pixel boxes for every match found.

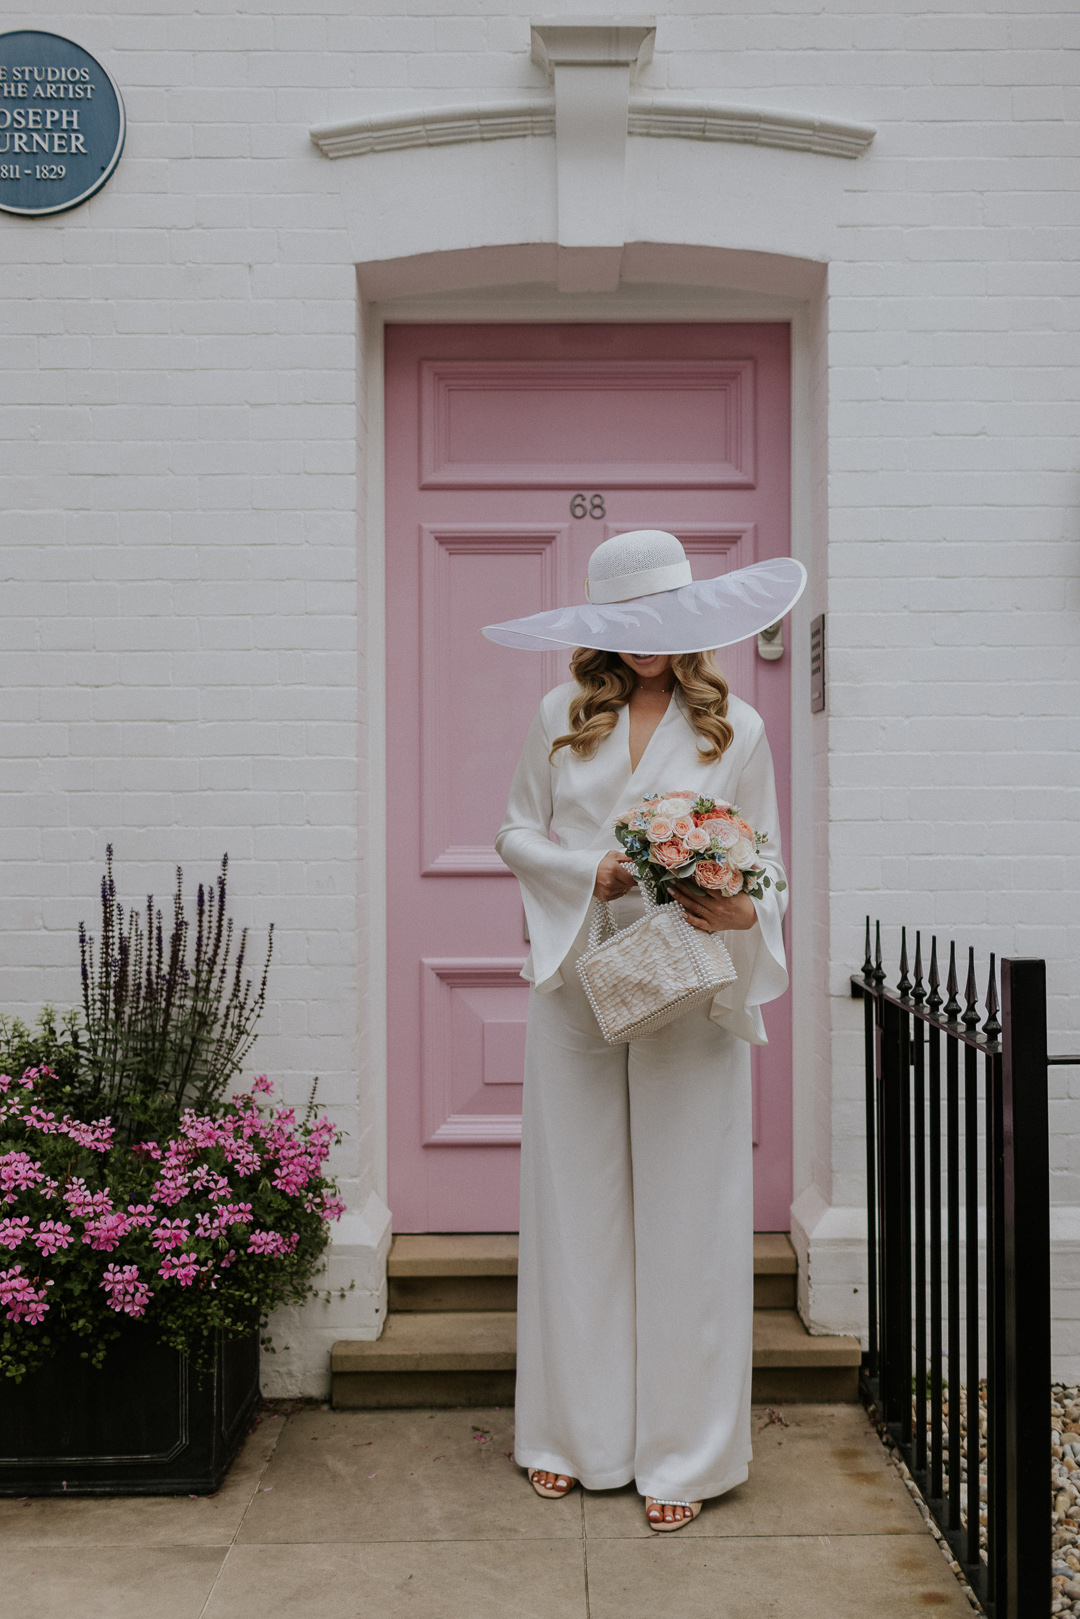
[385,323,793,1232]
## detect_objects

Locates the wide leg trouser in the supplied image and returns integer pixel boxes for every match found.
[513,907,755,1501]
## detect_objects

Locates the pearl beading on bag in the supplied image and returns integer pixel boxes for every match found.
[576,880,738,1045]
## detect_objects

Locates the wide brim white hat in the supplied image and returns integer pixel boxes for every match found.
[480,529,807,655]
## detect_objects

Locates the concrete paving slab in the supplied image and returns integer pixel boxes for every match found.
[584,1533,973,1618]
[583,1404,922,1540]
[0,1545,225,1619]
[236,1406,581,1543]
[0,1414,283,1547]
[0,1401,975,1619]
[204,1539,589,1619]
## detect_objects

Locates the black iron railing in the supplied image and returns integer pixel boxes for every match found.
[852,920,1071,1619]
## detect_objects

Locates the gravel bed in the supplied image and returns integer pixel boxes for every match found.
[904,1381,1080,1615]
[1050,1386,1080,1615]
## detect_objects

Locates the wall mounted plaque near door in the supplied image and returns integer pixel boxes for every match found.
[0,31,125,217]
[810,613,826,713]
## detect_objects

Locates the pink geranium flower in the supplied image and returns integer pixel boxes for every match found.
[33,1220,74,1256]
[82,1211,133,1252]
[0,1151,44,1203]
[150,1218,192,1252]
[0,1216,31,1250]
[21,1105,60,1133]
[59,1117,115,1152]
[63,1179,113,1219]
[158,1253,202,1287]
[0,1264,53,1324]
[247,1229,300,1257]
[101,1263,152,1318]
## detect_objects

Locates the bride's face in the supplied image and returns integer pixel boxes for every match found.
[617,653,673,682]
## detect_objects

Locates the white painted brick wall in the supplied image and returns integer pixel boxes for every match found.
[2,0,1079,1385]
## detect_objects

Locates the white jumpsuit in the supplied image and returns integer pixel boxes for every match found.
[496,683,789,1502]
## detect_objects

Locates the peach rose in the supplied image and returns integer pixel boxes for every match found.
[703,818,740,849]
[672,816,696,840]
[646,818,674,843]
[721,864,746,897]
[736,819,755,843]
[653,840,688,869]
[694,860,729,891]
[682,826,711,852]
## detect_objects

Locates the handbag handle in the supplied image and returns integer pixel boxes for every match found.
[587,869,658,950]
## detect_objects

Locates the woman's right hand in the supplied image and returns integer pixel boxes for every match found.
[593,851,637,902]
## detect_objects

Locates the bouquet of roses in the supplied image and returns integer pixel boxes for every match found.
[613,791,785,905]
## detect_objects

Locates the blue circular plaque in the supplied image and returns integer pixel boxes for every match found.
[0,31,125,217]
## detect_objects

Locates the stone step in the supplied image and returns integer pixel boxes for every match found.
[333,1310,518,1410]
[388,1233,519,1314]
[750,1232,798,1311]
[387,1231,798,1313]
[331,1307,860,1409]
[750,1308,862,1404]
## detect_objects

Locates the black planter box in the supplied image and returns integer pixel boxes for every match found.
[0,1324,260,1496]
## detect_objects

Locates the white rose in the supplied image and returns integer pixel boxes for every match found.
[729,836,757,870]
[654,798,692,820]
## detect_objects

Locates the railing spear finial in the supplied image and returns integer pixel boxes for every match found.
[898,926,912,998]
[863,915,873,981]
[912,931,926,1005]
[873,920,886,986]
[927,935,942,1014]
[983,952,1001,1041]
[943,941,961,1023]
[962,945,980,1028]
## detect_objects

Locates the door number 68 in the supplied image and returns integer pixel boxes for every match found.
[570,493,606,519]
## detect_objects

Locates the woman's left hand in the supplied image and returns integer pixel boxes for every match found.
[670,882,757,933]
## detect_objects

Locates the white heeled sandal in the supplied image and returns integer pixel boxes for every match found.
[645,1496,702,1531]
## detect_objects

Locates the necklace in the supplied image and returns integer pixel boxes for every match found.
[636,678,674,695]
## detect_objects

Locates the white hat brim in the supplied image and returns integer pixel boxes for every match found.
[480,557,808,655]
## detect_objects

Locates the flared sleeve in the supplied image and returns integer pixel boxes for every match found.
[495,705,609,993]
[708,725,790,1045]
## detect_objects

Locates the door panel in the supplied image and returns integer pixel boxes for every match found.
[386,323,793,1232]
[419,525,566,876]
[419,358,756,487]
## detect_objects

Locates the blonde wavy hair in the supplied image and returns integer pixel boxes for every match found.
[550,648,734,764]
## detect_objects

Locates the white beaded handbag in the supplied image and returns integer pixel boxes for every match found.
[576,882,738,1045]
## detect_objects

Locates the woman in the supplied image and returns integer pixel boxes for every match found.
[483,531,804,1531]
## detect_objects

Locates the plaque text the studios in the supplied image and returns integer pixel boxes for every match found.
[0,30,125,217]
